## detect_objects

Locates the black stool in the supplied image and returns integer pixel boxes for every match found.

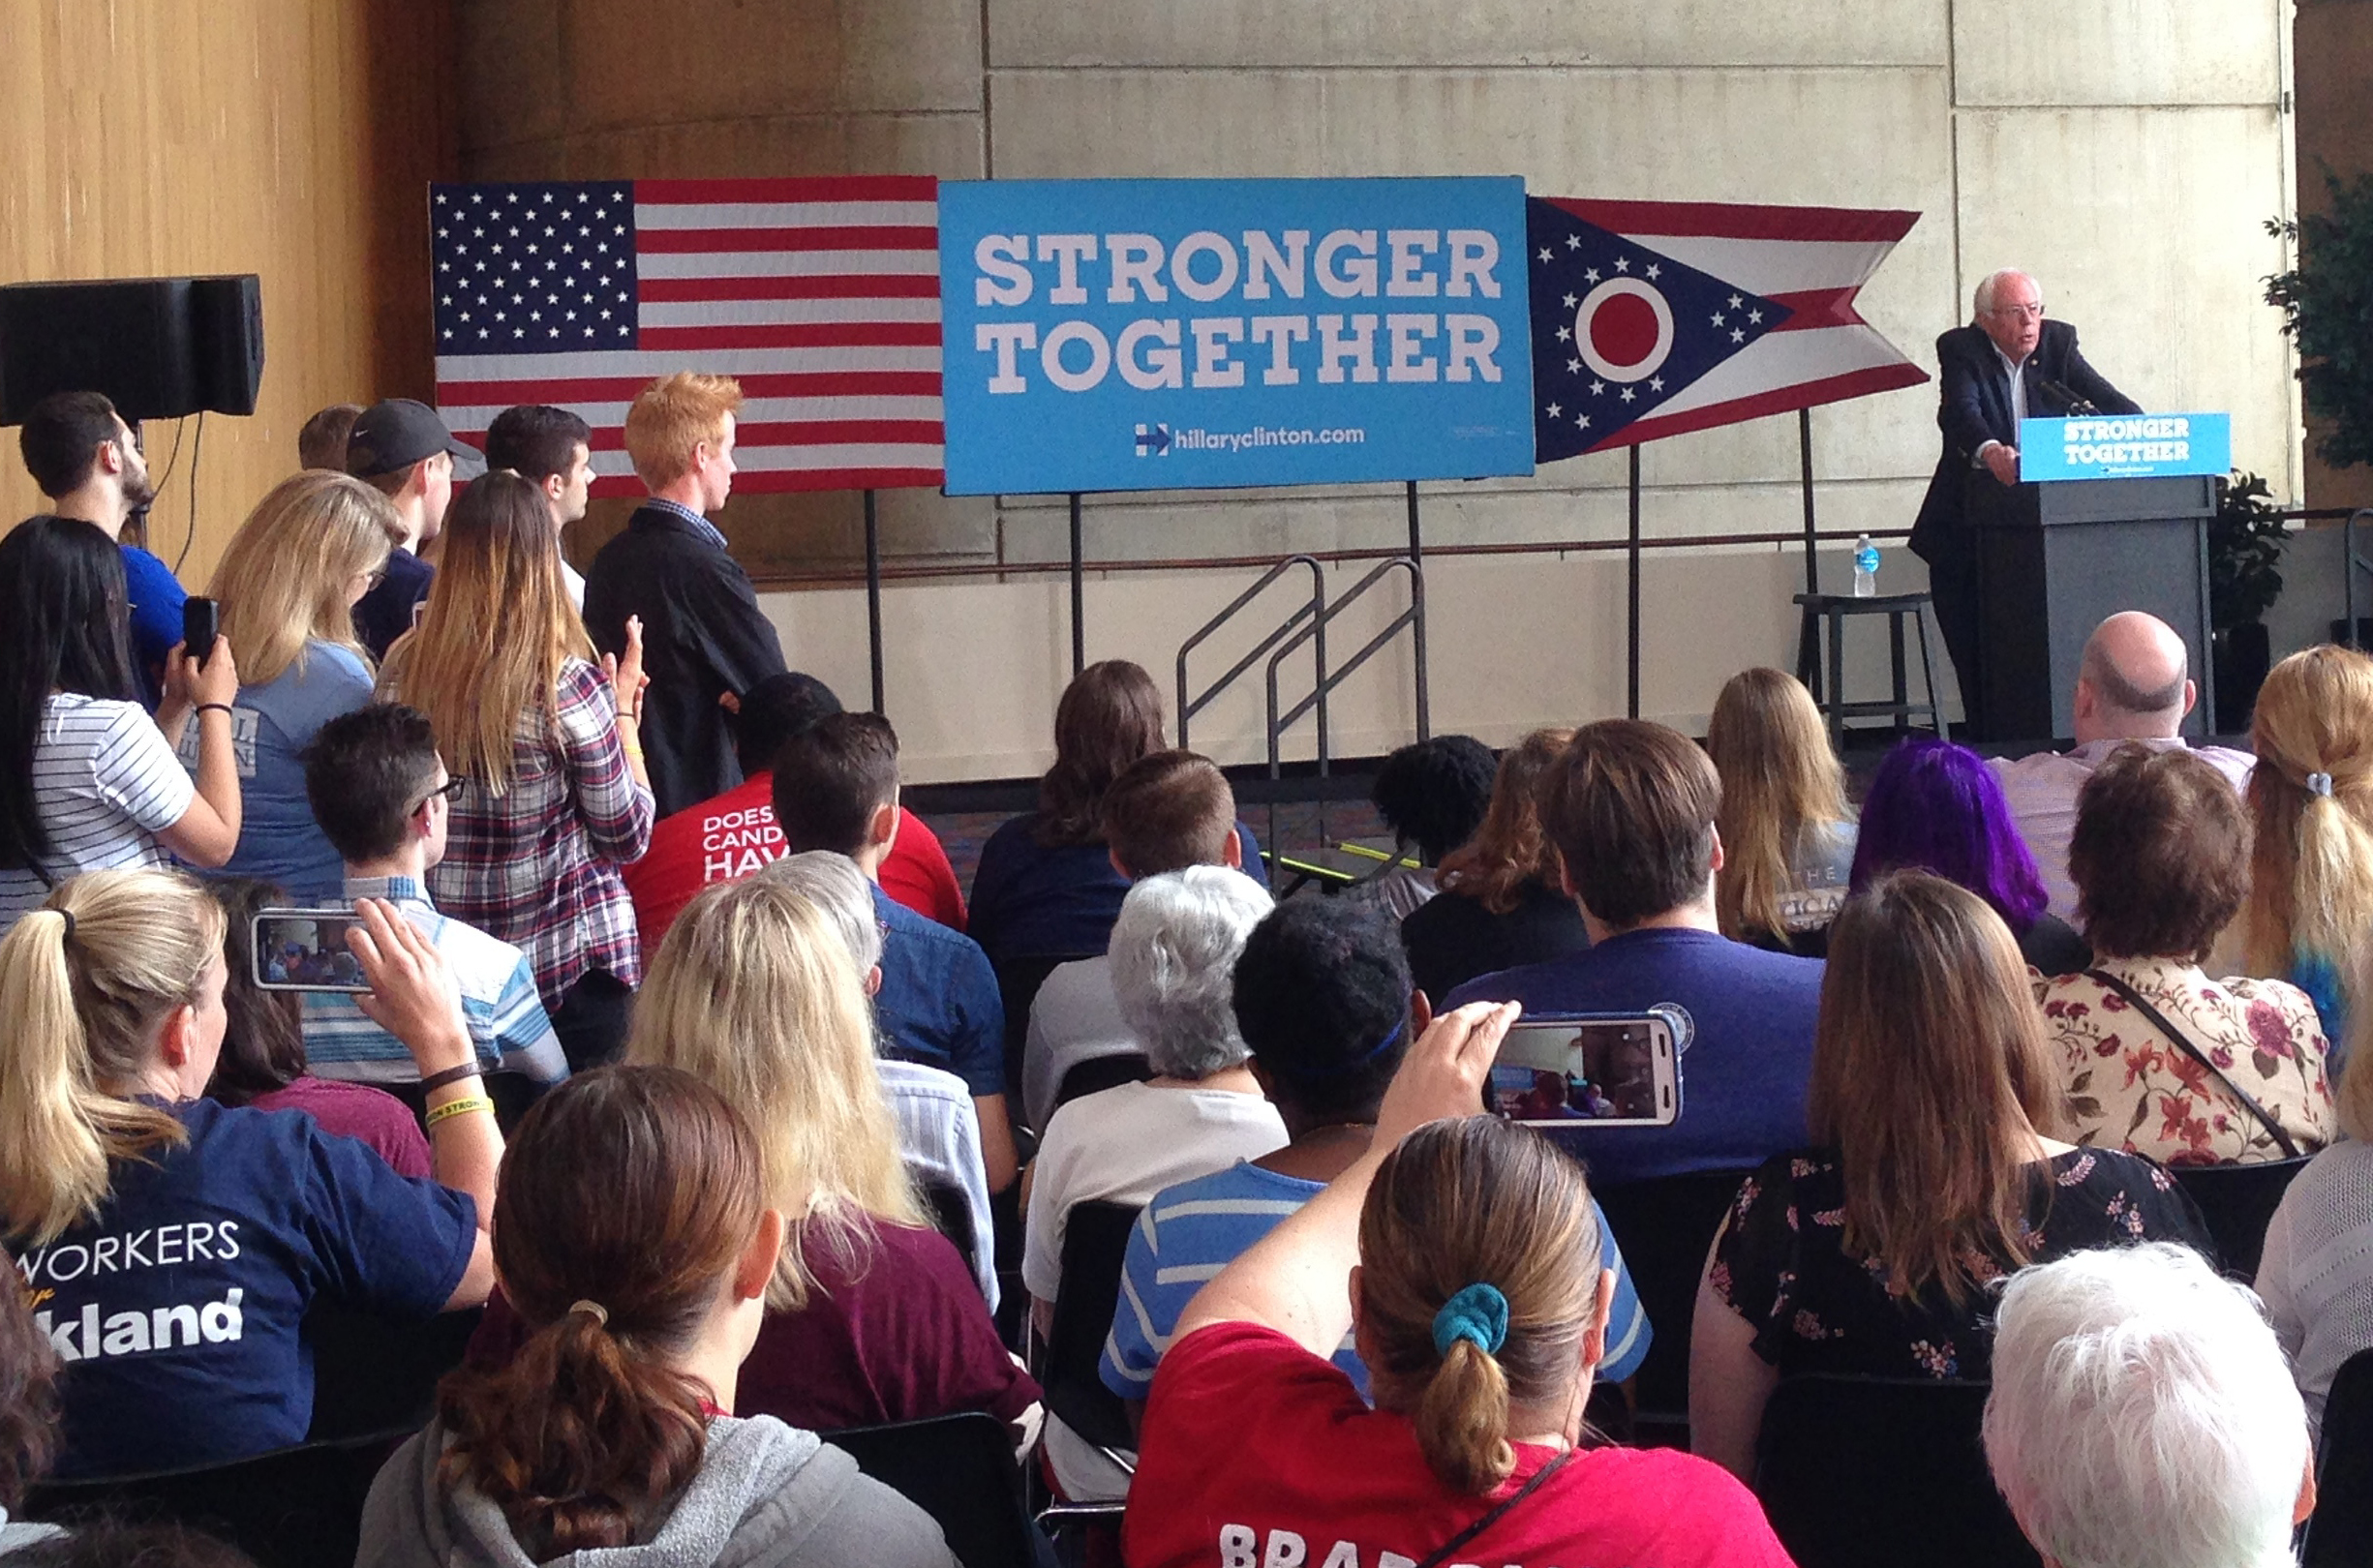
[1794,591,1949,747]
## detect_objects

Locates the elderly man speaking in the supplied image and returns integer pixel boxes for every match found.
[1910,269,2141,739]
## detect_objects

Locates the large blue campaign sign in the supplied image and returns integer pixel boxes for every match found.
[938,178,1536,496]
[2018,413,2231,483]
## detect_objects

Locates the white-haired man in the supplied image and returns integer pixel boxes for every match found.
[1992,610,2254,923]
[1909,269,2141,739]
[1984,1242,2315,1568]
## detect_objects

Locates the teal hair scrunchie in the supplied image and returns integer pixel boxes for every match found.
[1431,1282,1510,1358]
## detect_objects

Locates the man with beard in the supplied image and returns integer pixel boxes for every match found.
[16,390,182,701]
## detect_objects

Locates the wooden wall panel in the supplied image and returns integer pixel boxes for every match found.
[0,0,453,582]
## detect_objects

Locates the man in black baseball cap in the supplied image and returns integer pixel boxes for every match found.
[345,399,484,659]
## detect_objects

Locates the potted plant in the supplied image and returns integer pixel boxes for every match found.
[2208,469,2286,733]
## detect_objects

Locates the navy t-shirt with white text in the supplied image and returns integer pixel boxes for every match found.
[12,1098,476,1479]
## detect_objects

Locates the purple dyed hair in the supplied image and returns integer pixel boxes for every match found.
[1847,738,2050,934]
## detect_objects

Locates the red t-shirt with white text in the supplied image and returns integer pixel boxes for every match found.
[620,771,966,962]
[1123,1321,1795,1568]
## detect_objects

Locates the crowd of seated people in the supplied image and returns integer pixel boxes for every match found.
[11,368,2373,1568]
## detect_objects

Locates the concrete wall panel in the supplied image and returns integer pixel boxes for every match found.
[1953,0,2285,107]
[989,0,1949,71]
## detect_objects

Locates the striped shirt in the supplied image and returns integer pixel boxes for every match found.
[879,1058,1000,1312]
[380,656,654,1004]
[300,875,569,1084]
[1100,1160,1654,1400]
[0,694,194,920]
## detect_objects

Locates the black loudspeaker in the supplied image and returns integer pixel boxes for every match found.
[0,274,263,424]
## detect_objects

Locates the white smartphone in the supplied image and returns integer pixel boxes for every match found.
[1486,1011,1683,1129]
[251,909,371,993]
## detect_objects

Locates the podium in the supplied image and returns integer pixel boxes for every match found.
[1965,413,2228,743]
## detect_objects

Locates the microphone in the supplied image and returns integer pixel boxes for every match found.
[2038,377,2099,417]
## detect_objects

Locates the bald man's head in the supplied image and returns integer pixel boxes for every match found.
[2074,612,2193,742]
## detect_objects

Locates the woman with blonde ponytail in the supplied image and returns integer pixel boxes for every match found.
[2240,645,2373,1050]
[0,869,499,1480]
[1125,1003,1789,1568]
[361,1066,952,1568]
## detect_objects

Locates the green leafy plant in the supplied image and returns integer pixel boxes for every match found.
[2266,167,2373,470]
[2209,469,2287,630]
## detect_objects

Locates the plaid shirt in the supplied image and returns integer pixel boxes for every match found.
[641,494,729,552]
[395,656,654,1004]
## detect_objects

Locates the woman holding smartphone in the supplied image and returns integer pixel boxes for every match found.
[0,870,497,1479]
[0,515,243,920]
[181,471,395,900]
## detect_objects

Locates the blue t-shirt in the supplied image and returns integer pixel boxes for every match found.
[873,881,1007,1096]
[176,640,375,900]
[12,1098,476,1479]
[120,545,188,706]
[966,811,1269,966]
[1445,927,1825,1186]
[1100,1160,1651,1401]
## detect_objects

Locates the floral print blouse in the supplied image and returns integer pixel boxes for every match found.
[2038,955,2334,1166]
[1711,1147,2213,1382]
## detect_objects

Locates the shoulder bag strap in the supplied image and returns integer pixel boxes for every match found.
[2082,968,2300,1160]
[1409,1447,1575,1568]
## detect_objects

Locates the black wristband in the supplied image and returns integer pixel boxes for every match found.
[196,703,235,719]
[417,1060,485,1095]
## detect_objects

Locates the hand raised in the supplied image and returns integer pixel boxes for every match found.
[1372,1000,1519,1150]
[344,898,476,1078]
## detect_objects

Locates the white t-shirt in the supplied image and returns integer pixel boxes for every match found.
[1022,955,1139,1133]
[2258,1138,2373,1433]
[0,694,196,920]
[1023,1078,1287,1304]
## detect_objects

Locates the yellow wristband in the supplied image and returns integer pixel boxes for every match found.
[424,1094,495,1129]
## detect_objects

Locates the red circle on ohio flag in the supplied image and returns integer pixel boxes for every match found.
[1574,279,1675,383]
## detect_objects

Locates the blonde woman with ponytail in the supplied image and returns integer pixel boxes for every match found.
[467,875,1038,1436]
[2240,645,2373,1050]
[0,869,499,1481]
[1125,1002,1790,1568]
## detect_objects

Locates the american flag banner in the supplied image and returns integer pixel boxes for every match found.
[1528,196,1927,461]
[430,176,944,496]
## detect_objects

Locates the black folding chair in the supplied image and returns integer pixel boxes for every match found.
[1029,1200,1142,1544]
[2304,1346,2373,1567]
[827,1411,1048,1568]
[1051,1052,1151,1116]
[305,1302,481,1443]
[1754,1374,2040,1568]
[2171,1156,2312,1281]
[995,952,1099,1131]
[920,1178,989,1301]
[24,1437,388,1568]
[1588,1167,1756,1438]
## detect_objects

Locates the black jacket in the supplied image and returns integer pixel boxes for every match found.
[583,504,785,817]
[1908,319,2139,562]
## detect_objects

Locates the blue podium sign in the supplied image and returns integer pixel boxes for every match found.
[938,177,1536,496]
[2018,412,2231,483]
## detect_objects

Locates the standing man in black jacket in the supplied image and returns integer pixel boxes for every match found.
[1909,269,2141,739]
[586,374,787,816]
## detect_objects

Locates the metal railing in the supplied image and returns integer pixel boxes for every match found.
[1260,556,1427,854]
[2346,509,2373,650]
[1175,555,1327,754]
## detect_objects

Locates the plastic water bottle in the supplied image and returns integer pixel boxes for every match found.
[1852,533,1879,598]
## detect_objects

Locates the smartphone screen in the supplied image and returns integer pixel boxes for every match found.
[1488,1015,1680,1128]
[183,597,220,666]
[251,909,370,992]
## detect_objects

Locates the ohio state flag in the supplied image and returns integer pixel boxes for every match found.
[1528,196,1926,461]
